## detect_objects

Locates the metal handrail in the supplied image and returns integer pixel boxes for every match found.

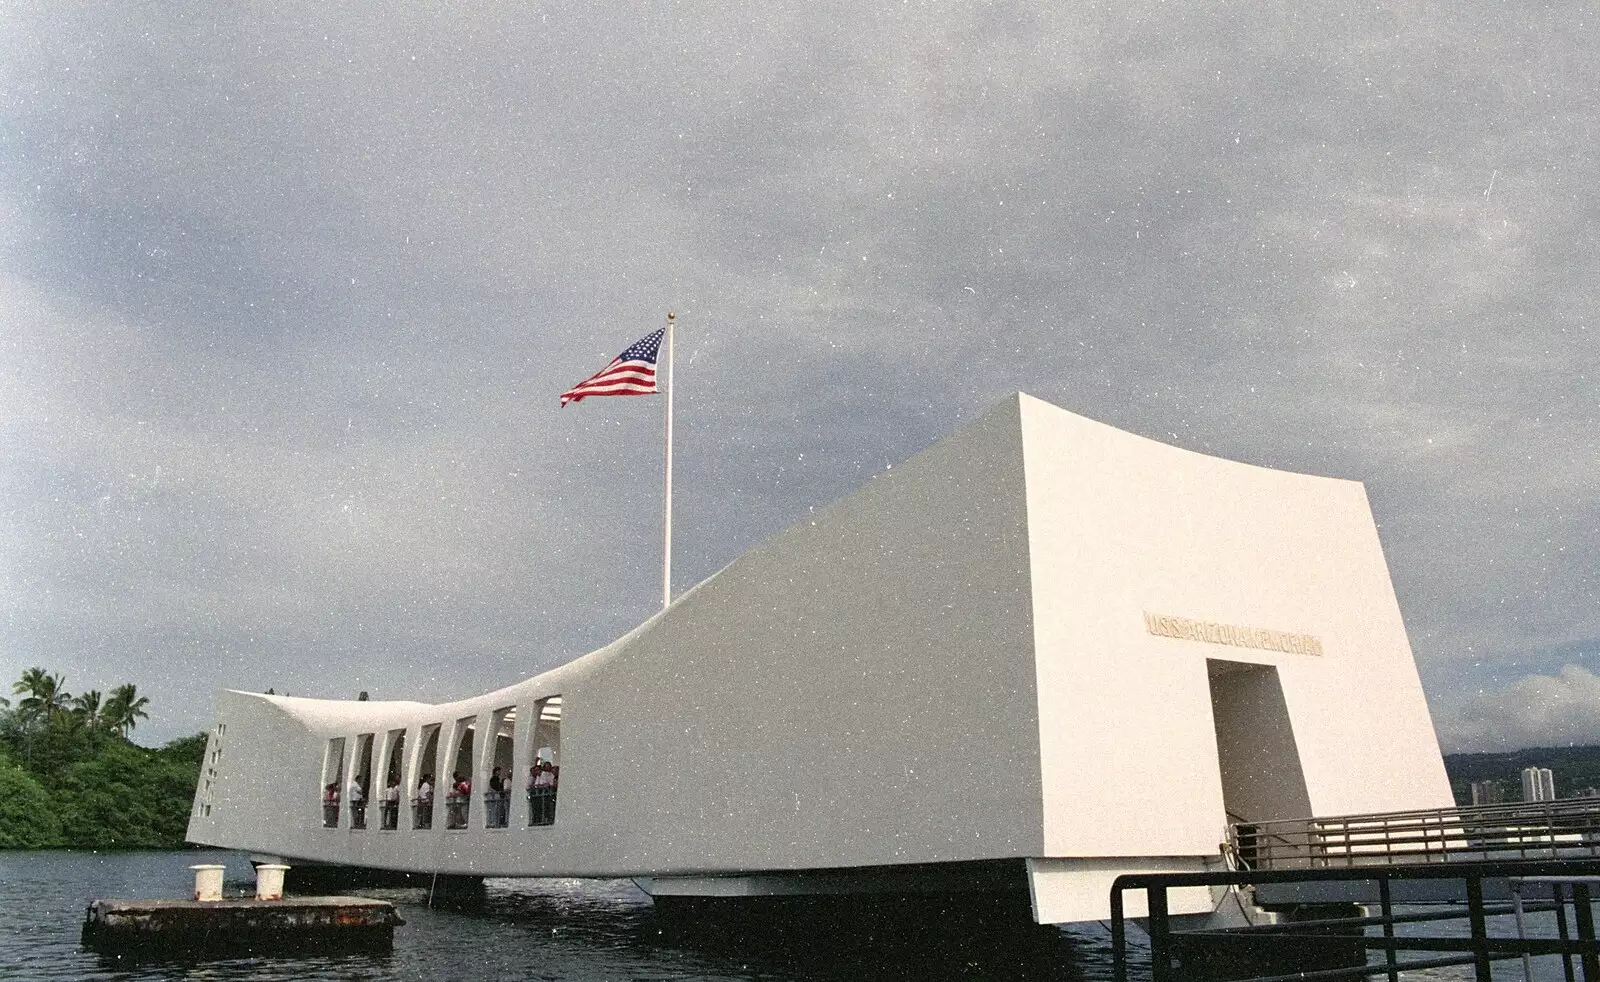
[527,786,557,827]
[1233,798,1600,870]
[444,792,470,830]
[1250,796,1600,830]
[482,790,510,829]
[410,795,433,830]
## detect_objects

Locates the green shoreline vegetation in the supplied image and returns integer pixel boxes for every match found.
[1,667,203,850]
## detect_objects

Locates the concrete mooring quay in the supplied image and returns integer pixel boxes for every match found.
[82,896,404,956]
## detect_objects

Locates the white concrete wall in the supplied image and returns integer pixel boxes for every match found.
[190,398,1046,875]
[563,397,1043,872]
[1020,394,1451,867]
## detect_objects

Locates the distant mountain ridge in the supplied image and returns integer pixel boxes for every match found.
[1443,745,1600,806]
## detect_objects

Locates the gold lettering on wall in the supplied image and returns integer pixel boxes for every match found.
[1143,612,1324,657]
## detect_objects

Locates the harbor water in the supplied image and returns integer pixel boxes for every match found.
[0,849,1585,980]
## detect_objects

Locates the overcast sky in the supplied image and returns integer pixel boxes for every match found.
[2,3,1594,753]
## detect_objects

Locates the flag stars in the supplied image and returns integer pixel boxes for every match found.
[561,328,665,406]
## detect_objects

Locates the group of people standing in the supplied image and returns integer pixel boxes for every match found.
[479,759,561,827]
[323,777,373,829]
[338,776,407,830]
[326,758,559,830]
[380,778,401,829]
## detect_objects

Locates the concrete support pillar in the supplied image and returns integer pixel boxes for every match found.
[428,873,486,909]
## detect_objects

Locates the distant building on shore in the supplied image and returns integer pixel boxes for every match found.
[1522,766,1556,802]
[1470,780,1504,806]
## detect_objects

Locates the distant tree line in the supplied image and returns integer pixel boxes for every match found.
[0,667,204,850]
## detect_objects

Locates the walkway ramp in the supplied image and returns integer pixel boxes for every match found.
[1236,798,1600,905]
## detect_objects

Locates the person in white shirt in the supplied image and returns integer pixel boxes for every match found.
[413,773,435,829]
[347,778,367,829]
[382,779,401,829]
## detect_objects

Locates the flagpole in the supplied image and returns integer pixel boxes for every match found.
[662,312,674,610]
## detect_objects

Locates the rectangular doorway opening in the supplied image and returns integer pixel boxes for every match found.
[1208,660,1312,865]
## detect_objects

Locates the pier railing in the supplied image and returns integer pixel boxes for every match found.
[1111,859,1600,982]
[1232,797,1600,870]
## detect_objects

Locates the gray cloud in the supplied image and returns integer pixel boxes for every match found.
[1439,663,1600,753]
[2,2,1596,751]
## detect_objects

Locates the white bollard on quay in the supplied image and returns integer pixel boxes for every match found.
[255,863,291,901]
[189,864,226,902]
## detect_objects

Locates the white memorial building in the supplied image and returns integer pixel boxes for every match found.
[186,393,1453,924]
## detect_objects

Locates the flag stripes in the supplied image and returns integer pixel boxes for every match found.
[560,329,664,406]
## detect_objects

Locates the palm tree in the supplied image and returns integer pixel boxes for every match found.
[12,666,50,700]
[104,683,150,738]
[72,689,104,732]
[13,667,69,726]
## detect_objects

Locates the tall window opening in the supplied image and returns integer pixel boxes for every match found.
[380,729,405,830]
[527,696,562,827]
[350,733,373,830]
[321,737,346,828]
[485,707,515,829]
[446,716,476,829]
[413,724,440,830]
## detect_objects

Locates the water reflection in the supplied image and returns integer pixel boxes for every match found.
[6,851,1126,981]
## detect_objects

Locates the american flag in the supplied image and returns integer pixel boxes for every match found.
[560,329,664,406]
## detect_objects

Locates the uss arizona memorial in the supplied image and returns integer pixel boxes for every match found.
[186,393,1453,925]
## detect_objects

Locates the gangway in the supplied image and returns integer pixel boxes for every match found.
[1109,800,1600,981]
[1232,797,1600,870]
